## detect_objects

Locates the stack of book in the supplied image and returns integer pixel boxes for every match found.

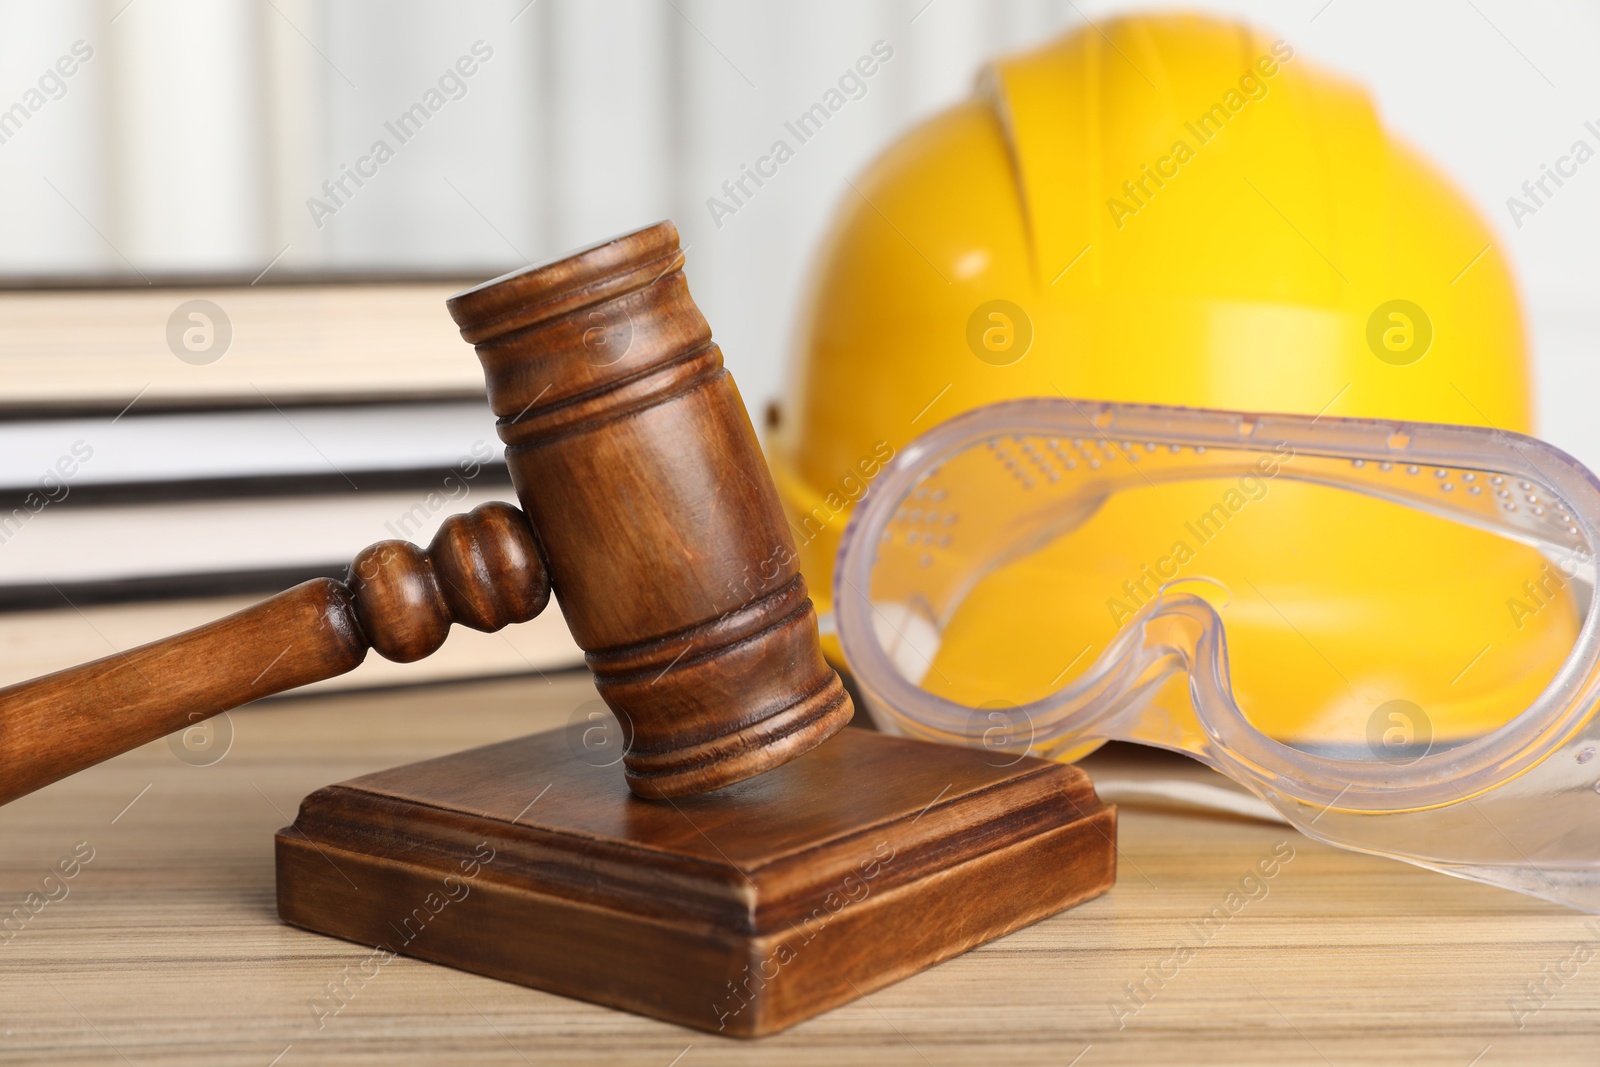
[0,278,584,694]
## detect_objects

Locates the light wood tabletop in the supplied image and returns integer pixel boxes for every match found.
[2,671,1596,1066]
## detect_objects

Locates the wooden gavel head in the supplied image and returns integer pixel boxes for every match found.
[446,221,853,798]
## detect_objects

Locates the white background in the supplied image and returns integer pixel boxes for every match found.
[0,0,1595,463]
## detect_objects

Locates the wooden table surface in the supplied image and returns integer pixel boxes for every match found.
[3,671,1597,1066]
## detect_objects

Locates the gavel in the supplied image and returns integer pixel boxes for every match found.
[0,221,852,804]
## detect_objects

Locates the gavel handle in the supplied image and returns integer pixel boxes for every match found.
[0,502,549,806]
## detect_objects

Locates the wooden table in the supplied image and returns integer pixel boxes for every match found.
[3,672,1596,1065]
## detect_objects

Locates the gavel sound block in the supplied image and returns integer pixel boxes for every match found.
[0,220,1114,1036]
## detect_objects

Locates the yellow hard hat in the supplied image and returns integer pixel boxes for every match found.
[769,13,1567,744]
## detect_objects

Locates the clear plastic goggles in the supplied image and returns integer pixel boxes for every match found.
[835,398,1600,911]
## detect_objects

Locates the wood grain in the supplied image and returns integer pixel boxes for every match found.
[276,725,1114,1036]
[3,673,1597,1065]
[448,221,851,798]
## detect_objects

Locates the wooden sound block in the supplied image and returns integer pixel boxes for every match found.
[275,726,1116,1037]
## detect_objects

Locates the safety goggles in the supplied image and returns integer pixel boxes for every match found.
[834,397,1600,912]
